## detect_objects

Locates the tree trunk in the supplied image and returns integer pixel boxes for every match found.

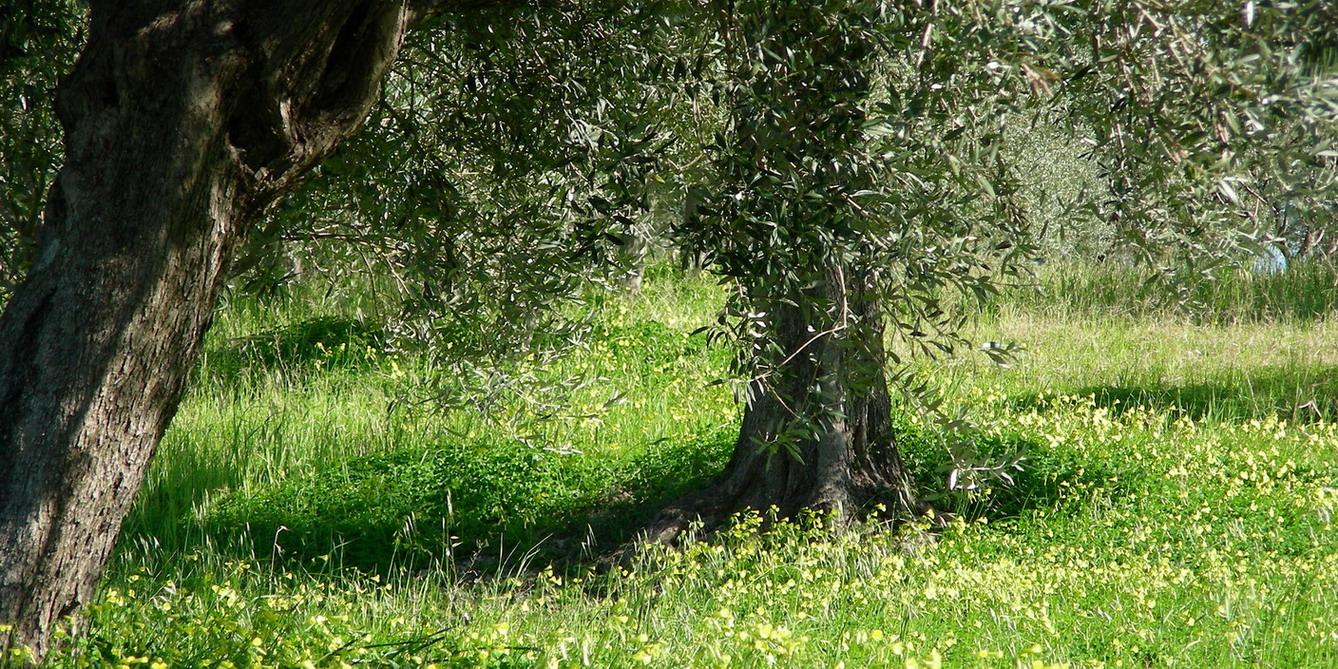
[0,1,413,660]
[651,274,915,541]
[619,231,648,294]
[1300,227,1322,258]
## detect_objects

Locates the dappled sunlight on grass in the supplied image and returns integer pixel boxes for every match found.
[59,396,1338,666]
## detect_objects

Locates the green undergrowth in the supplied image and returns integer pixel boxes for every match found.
[201,426,735,568]
[122,269,737,556]
[39,263,1338,668]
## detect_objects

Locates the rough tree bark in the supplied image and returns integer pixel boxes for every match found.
[0,0,421,660]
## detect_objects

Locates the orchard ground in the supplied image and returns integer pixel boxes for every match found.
[31,263,1338,668]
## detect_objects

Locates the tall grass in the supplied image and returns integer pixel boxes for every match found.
[998,259,1338,323]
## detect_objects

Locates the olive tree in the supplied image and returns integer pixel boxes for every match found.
[0,0,681,657]
[0,0,460,658]
[653,0,1338,533]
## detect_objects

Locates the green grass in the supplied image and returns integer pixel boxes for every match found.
[996,259,1338,324]
[40,263,1338,668]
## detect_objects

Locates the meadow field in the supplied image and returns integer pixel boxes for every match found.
[39,264,1338,668]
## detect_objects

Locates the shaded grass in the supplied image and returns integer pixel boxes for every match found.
[197,316,387,387]
[201,426,735,569]
[122,269,737,560]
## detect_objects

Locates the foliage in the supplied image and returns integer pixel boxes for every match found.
[1005,118,1109,261]
[5,0,1334,448]
[1035,1,1338,277]
[664,1,1042,464]
[0,0,83,301]
[238,2,692,392]
[667,1,1338,472]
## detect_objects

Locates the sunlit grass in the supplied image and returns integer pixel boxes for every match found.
[43,263,1338,668]
[944,306,1338,422]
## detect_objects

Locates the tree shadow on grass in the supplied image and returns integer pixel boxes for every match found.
[195,316,386,386]
[119,317,390,553]
[127,318,735,576]
[1007,364,1338,424]
[896,421,1125,524]
[133,414,1129,577]
[167,427,738,574]
[143,422,1107,575]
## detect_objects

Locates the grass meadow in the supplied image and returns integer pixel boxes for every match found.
[39,263,1338,668]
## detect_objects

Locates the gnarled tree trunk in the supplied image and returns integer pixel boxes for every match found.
[0,1,415,660]
[651,274,915,541]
